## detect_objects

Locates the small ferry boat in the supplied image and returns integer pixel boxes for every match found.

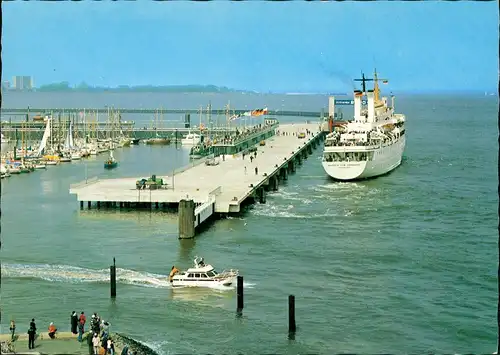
[169,256,239,288]
[104,151,118,169]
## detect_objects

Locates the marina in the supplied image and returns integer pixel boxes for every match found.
[2,91,497,355]
[69,122,324,238]
[2,1,497,352]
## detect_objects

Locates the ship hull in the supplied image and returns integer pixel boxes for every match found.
[322,135,405,181]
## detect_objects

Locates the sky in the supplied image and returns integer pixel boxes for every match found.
[3,1,498,93]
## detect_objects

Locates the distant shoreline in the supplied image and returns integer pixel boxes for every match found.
[7,84,254,94]
[2,84,494,96]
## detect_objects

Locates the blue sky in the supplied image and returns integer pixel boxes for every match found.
[3,1,498,93]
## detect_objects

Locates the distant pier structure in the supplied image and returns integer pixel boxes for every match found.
[70,122,325,239]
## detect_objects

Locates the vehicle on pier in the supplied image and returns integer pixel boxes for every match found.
[136,174,165,189]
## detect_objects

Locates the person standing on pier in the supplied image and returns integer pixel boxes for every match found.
[9,320,15,341]
[27,318,36,349]
[78,312,86,342]
[71,311,78,334]
[92,333,101,355]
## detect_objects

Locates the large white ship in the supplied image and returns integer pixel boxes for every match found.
[322,70,406,181]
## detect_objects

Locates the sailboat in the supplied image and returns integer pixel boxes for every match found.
[104,121,118,169]
[36,118,51,157]
[145,109,171,145]
[104,150,118,169]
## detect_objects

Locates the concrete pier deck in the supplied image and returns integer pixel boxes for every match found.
[0,331,124,355]
[70,122,325,237]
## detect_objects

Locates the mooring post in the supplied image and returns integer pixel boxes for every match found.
[80,201,84,210]
[237,275,244,314]
[178,199,195,239]
[110,257,116,298]
[288,294,296,334]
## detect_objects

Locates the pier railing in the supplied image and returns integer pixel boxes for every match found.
[209,186,222,197]
[1,107,323,117]
[69,177,100,191]
[172,154,215,176]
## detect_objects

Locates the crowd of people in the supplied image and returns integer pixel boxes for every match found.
[7,312,136,355]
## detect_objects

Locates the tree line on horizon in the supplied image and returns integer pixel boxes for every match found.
[30,81,251,93]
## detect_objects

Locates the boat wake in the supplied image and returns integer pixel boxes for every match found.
[2,263,255,290]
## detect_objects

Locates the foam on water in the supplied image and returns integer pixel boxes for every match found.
[2,263,255,290]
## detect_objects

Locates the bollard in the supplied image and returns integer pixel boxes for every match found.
[110,257,116,298]
[288,295,296,333]
[236,275,244,313]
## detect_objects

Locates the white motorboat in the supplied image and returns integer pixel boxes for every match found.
[71,152,82,160]
[169,256,239,288]
[181,132,202,146]
[34,163,47,169]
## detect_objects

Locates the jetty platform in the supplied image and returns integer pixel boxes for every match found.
[69,122,325,238]
[0,331,123,355]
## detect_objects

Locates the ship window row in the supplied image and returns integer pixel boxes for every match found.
[323,152,374,162]
[186,271,217,278]
[325,141,373,147]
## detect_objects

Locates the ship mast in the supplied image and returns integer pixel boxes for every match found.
[373,68,389,104]
[374,68,380,103]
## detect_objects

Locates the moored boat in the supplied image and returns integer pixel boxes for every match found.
[145,137,171,145]
[181,132,202,146]
[321,70,406,181]
[169,256,239,288]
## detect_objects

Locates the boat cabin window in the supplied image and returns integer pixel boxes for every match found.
[201,273,208,278]
[207,271,216,277]
[188,273,194,278]
[194,273,201,278]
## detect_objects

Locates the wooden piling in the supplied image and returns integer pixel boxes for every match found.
[288,295,296,333]
[110,258,117,298]
[178,199,195,239]
[237,275,244,313]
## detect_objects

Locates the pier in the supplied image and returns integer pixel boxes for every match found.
[69,122,325,238]
[1,107,323,117]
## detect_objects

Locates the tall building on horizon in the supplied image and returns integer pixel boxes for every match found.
[12,76,33,91]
